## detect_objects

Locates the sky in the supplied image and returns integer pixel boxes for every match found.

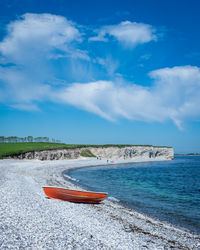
[0,0,200,153]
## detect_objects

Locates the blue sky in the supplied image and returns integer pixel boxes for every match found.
[0,0,200,153]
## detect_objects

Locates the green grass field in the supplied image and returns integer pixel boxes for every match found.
[0,142,171,159]
[0,142,70,158]
[0,143,116,158]
[80,149,96,157]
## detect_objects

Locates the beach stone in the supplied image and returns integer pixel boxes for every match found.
[0,158,199,249]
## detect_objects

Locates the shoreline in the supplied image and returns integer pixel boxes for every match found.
[64,158,200,235]
[0,158,200,249]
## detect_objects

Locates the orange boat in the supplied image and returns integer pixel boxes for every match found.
[43,187,107,203]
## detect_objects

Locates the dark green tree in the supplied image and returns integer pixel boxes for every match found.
[27,136,33,142]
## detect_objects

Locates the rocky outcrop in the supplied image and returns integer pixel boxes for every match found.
[7,146,174,161]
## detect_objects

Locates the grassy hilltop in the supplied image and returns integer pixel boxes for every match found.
[0,142,171,159]
[0,142,69,158]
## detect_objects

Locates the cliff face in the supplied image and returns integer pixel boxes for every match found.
[89,146,174,160]
[8,146,174,161]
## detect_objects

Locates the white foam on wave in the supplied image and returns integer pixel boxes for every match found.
[64,174,79,182]
[108,196,120,202]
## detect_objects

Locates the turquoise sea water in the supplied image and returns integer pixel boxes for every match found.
[65,156,200,234]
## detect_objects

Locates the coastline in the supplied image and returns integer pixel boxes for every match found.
[0,158,199,249]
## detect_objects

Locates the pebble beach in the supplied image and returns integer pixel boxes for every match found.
[0,158,200,249]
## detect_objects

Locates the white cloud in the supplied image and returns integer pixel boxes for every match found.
[0,66,51,105]
[0,13,84,64]
[55,66,200,129]
[56,81,115,120]
[149,66,200,128]
[89,21,157,47]
[0,14,200,129]
[55,80,164,122]
[0,13,88,109]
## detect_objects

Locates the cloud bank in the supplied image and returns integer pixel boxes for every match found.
[0,13,200,129]
[56,66,200,129]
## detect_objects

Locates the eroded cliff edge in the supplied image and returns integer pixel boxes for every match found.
[7,145,174,161]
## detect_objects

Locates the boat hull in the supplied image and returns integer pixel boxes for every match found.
[43,187,107,203]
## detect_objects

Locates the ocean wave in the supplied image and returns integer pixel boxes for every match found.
[108,196,120,202]
[64,174,79,182]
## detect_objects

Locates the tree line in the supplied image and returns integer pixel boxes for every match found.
[0,136,61,143]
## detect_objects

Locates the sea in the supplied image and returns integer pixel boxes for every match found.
[65,156,200,234]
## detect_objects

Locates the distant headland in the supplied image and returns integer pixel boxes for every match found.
[0,140,174,161]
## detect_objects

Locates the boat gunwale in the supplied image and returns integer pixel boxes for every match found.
[42,186,108,195]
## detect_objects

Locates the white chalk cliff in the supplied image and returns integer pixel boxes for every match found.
[8,146,174,161]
